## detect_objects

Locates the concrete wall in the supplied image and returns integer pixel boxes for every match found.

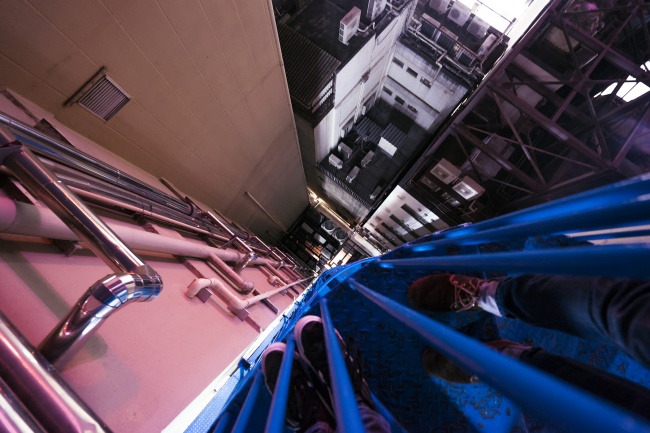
[0,91,305,432]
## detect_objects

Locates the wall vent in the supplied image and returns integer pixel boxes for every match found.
[66,68,130,121]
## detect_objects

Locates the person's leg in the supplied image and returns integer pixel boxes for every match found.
[261,342,335,432]
[496,275,650,367]
[408,274,650,367]
[294,315,391,433]
[422,340,650,421]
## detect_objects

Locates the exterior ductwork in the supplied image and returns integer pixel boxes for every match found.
[0,113,193,216]
[0,377,46,433]
[0,127,163,368]
[0,312,110,433]
[39,270,162,367]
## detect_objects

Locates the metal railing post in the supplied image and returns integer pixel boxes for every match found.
[320,300,365,432]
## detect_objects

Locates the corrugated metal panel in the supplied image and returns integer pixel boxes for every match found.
[381,124,406,148]
[354,117,382,143]
[277,24,341,108]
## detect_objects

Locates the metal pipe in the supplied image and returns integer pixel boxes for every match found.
[244,191,287,233]
[0,113,193,215]
[263,263,290,284]
[350,280,650,433]
[0,192,280,267]
[233,251,258,274]
[186,277,311,311]
[0,378,46,433]
[208,253,255,294]
[319,300,365,432]
[0,311,110,433]
[39,271,162,367]
[264,335,295,433]
[3,146,144,274]
[378,244,650,278]
[203,211,253,253]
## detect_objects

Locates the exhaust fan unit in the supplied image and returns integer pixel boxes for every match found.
[430,158,460,184]
[66,67,130,121]
[339,7,361,45]
[448,2,472,27]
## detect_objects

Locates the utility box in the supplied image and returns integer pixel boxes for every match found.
[328,154,343,169]
[339,142,353,160]
[360,150,375,168]
[346,166,360,183]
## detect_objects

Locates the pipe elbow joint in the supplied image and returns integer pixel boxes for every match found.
[89,271,162,314]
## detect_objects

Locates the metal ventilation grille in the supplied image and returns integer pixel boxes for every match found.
[77,76,130,121]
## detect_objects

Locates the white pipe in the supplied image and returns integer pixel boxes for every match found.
[185,277,311,311]
[208,253,255,293]
[0,193,280,266]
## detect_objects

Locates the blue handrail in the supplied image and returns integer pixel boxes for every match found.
[264,335,296,433]
[320,299,365,432]
[350,279,650,433]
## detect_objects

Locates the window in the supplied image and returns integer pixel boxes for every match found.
[392,58,404,68]
[406,67,418,78]
[407,104,418,114]
[382,86,393,96]
[394,95,405,105]
[420,77,432,88]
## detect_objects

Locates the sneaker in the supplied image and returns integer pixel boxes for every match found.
[294,315,375,408]
[261,342,334,431]
[422,340,531,383]
[408,273,486,312]
[421,347,480,384]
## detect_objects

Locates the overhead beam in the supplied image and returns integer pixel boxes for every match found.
[453,124,544,193]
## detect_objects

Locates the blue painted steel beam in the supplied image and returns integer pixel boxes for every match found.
[264,335,295,433]
[230,371,262,433]
[568,228,650,242]
[378,244,650,278]
[320,300,365,432]
[398,174,650,253]
[350,279,650,433]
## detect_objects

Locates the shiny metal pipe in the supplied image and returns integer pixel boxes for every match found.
[0,378,46,433]
[39,272,161,367]
[233,251,258,274]
[0,311,111,433]
[0,113,192,215]
[3,147,144,274]
[203,211,253,253]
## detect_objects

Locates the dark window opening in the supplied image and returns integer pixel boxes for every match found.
[395,95,405,105]
[382,86,393,95]
[392,58,405,68]
[406,67,418,78]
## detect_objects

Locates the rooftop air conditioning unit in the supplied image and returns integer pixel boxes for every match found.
[339,7,361,45]
[428,0,451,14]
[467,15,489,39]
[453,176,485,200]
[361,150,375,168]
[346,166,360,183]
[448,2,471,27]
[339,142,353,160]
[430,158,460,184]
[329,154,344,169]
[370,185,382,200]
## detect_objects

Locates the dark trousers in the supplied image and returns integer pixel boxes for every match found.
[496,275,650,419]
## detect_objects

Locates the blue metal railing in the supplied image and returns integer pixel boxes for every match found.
[209,174,650,432]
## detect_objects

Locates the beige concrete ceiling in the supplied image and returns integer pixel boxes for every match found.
[0,0,308,238]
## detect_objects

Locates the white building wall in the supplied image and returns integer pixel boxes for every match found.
[364,185,448,247]
[381,40,469,132]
